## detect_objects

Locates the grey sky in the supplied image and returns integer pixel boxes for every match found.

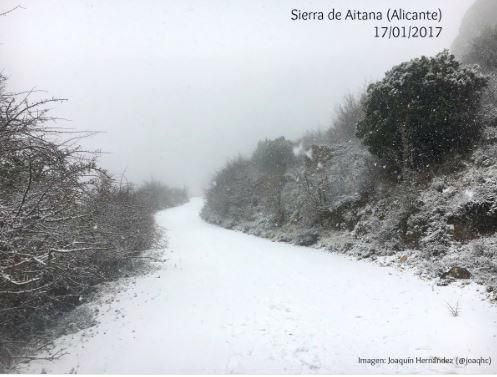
[0,0,474,193]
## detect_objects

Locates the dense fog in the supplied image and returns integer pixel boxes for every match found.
[0,0,474,193]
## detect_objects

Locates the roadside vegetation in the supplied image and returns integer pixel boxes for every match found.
[0,74,188,370]
[202,23,497,298]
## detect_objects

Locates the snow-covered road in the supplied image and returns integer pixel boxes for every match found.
[22,198,497,374]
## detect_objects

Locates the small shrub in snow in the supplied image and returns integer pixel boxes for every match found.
[446,301,460,317]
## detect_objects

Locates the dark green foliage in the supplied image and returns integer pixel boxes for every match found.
[203,157,256,221]
[357,50,488,173]
[252,137,295,175]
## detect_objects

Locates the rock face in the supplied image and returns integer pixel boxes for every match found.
[452,0,497,59]
[448,198,497,241]
[441,266,471,280]
[295,231,319,246]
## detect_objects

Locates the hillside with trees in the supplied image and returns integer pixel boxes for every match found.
[202,34,497,297]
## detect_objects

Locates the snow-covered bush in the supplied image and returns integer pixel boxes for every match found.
[202,157,258,224]
[252,137,295,175]
[294,143,374,228]
[135,180,188,212]
[0,74,183,369]
[204,139,296,228]
[357,50,488,176]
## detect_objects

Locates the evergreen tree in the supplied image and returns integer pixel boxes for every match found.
[357,50,487,176]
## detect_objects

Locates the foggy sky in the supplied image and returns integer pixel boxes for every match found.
[0,0,475,193]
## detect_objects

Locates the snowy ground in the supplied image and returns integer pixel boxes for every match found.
[20,198,497,374]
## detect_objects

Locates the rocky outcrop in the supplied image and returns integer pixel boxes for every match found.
[441,266,471,280]
[452,0,497,59]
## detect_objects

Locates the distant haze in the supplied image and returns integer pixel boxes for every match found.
[452,0,497,57]
[0,0,475,193]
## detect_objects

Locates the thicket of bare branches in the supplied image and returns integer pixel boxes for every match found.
[136,180,188,212]
[0,74,187,370]
[201,99,375,230]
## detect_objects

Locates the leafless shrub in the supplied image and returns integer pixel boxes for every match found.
[0,74,185,371]
[446,300,460,317]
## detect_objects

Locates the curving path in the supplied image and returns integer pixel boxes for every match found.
[21,198,497,374]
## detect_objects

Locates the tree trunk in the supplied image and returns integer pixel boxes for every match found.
[400,122,413,183]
